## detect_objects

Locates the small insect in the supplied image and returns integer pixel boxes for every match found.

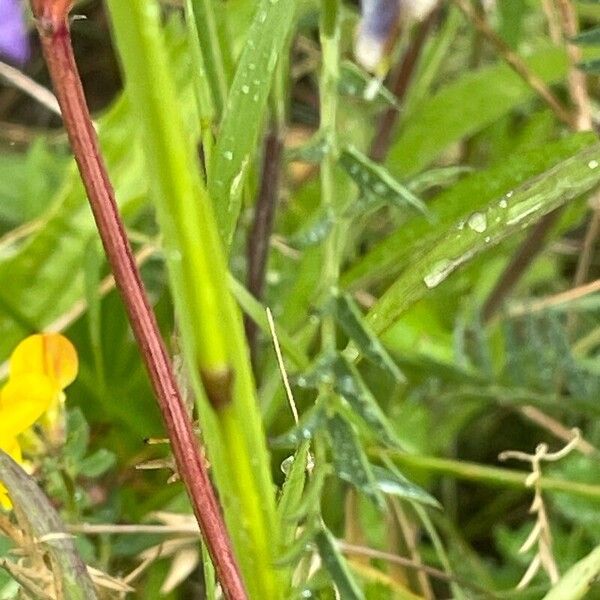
[355,0,439,72]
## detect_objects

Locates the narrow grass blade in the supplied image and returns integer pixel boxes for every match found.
[209,0,296,246]
[315,526,365,600]
[367,143,600,336]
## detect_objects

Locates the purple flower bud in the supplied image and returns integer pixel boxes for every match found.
[355,0,439,71]
[360,0,400,42]
[356,0,400,71]
[0,0,30,65]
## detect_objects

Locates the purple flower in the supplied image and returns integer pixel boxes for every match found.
[0,0,30,65]
[356,0,399,71]
[355,0,438,71]
[359,0,400,43]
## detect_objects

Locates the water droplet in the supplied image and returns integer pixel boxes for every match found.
[467,212,487,233]
[280,455,294,475]
[506,190,514,198]
[241,84,250,94]
[499,199,508,209]
[223,150,233,161]
[484,236,491,243]
[423,259,453,289]
[589,159,599,170]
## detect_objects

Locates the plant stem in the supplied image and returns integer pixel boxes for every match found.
[245,128,284,363]
[30,6,247,599]
[106,2,279,597]
[370,11,438,162]
[482,210,561,322]
[381,450,600,500]
[319,0,341,352]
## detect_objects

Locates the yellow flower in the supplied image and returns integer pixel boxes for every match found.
[0,333,78,509]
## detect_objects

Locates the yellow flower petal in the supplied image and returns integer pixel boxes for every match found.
[0,373,58,440]
[10,333,78,390]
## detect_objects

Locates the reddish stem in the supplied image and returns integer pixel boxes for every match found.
[33,9,247,600]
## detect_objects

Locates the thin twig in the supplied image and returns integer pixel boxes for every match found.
[542,0,562,44]
[0,60,60,115]
[31,4,247,598]
[518,406,596,455]
[573,208,600,287]
[482,210,562,322]
[507,277,600,316]
[266,306,299,424]
[68,523,199,535]
[339,540,492,595]
[556,0,592,130]
[245,128,284,363]
[369,10,439,162]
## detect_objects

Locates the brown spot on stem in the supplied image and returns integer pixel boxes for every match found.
[201,367,235,411]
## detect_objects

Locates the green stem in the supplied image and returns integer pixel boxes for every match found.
[382,450,600,500]
[105,3,279,597]
[319,0,341,352]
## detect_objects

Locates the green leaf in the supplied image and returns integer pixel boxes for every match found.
[209,0,297,246]
[542,545,600,600]
[79,449,116,478]
[289,215,333,249]
[577,58,600,74]
[286,134,328,163]
[326,414,384,507]
[297,354,401,448]
[315,526,365,600]
[0,451,98,599]
[64,409,90,462]
[407,166,473,195]
[329,291,405,382]
[0,139,67,227]
[200,543,217,600]
[275,518,321,566]
[387,45,568,177]
[343,131,596,291]
[571,27,600,46]
[339,61,398,108]
[340,146,428,216]
[270,407,326,449]
[278,440,310,550]
[371,464,441,508]
[365,142,600,335]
